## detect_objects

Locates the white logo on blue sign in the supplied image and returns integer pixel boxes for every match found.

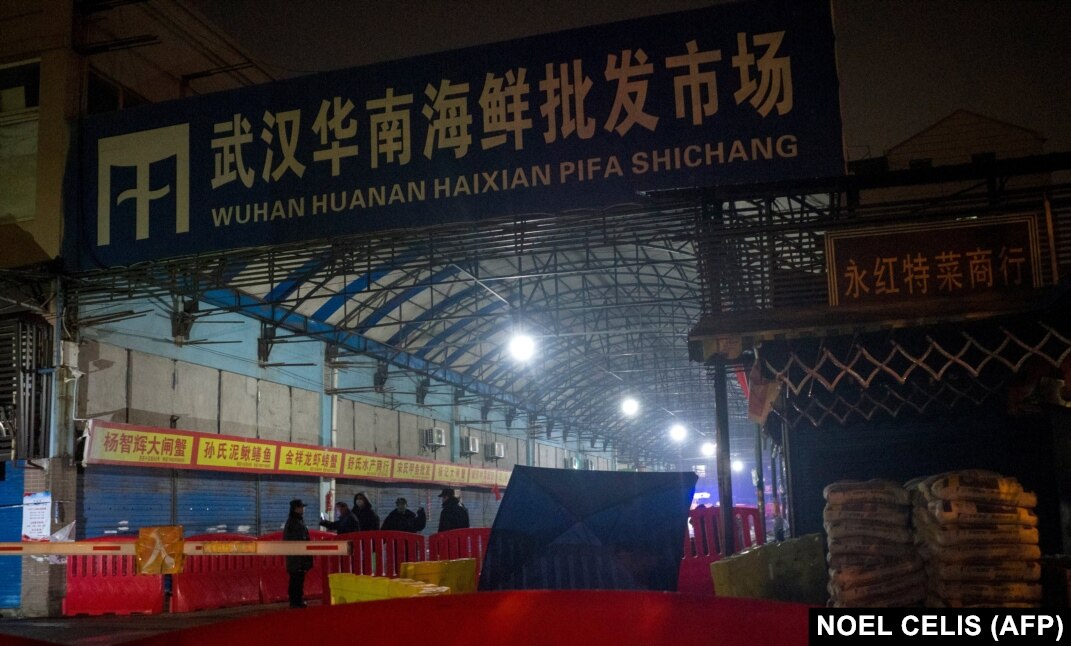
[96,124,190,246]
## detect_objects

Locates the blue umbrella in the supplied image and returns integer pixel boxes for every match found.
[479,465,698,591]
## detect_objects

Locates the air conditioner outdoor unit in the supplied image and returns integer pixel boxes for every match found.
[460,436,480,455]
[564,456,580,470]
[582,459,594,471]
[423,427,446,448]
[485,441,506,460]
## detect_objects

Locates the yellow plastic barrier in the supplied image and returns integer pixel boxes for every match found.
[328,573,449,605]
[400,558,478,594]
[388,578,450,598]
[709,533,827,605]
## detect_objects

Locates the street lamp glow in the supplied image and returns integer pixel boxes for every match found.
[700,442,716,457]
[621,397,640,416]
[731,459,744,473]
[508,334,536,361]
[669,424,687,443]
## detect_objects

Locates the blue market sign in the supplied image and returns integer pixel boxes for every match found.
[66,0,843,269]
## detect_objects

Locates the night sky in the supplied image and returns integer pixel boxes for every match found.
[188,0,1071,157]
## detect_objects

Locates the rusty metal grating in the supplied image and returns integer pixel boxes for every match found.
[759,312,1071,429]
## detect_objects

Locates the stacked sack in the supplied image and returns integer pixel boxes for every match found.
[823,480,925,607]
[909,470,1041,608]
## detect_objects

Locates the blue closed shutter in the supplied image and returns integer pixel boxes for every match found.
[0,461,25,608]
[380,483,436,538]
[175,471,257,535]
[457,488,481,529]
[258,475,319,535]
[78,465,173,539]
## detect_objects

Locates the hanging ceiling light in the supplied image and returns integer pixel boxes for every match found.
[700,442,716,457]
[621,397,640,416]
[508,333,536,361]
[669,424,687,443]
[731,459,744,473]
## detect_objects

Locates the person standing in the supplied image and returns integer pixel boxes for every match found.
[381,497,427,533]
[319,501,360,534]
[283,499,313,608]
[352,492,381,531]
[436,488,470,532]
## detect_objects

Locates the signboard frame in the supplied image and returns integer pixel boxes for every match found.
[84,419,510,489]
[825,213,1043,309]
[67,0,843,269]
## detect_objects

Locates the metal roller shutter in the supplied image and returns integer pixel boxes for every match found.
[378,482,436,538]
[175,471,257,535]
[0,462,25,608]
[336,480,394,530]
[77,465,173,539]
[481,489,503,528]
[258,475,320,535]
[457,488,482,529]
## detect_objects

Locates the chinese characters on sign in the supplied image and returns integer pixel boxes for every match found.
[468,468,498,486]
[826,215,1042,308]
[278,446,343,476]
[434,464,468,485]
[21,492,51,542]
[203,30,796,190]
[392,459,437,482]
[198,438,277,471]
[75,1,842,269]
[341,453,393,479]
[96,428,193,466]
[84,421,508,490]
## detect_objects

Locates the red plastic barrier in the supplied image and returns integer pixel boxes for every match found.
[429,527,491,587]
[172,533,260,613]
[677,506,765,596]
[732,507,764,550]
[63,536,164,616]
[320,530,425,602]
[257,530,334,604]
[132,591,811,646]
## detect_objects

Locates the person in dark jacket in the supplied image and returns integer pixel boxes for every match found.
[319,501,360,534]
[283,499,313,608]
[352,492,380,531]
[437,488,470,532]
[381,497,426,533]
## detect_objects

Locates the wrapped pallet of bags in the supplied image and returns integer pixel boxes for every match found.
[910,470,1041,608]
[824,480,923,607]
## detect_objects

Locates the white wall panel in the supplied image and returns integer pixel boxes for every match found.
[173,361,218,433]
[290,388,321,446]
[128,351,173,428]
[335,397,355,450]
[257,381,291,442]
[371,407,403,456]
[352,400,379,453]
[78,341,127,422]
[220,372,258,438]
[536,442,554,468]
[397,411,432,458]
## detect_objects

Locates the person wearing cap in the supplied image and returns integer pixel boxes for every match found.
[381,497,427,533]
[283,499,313,608]
[436,487,470,532]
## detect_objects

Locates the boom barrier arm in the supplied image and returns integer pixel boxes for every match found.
[0,541,350,556]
